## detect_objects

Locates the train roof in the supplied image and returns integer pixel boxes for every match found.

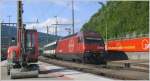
[60,31,99,40]
[60,33,78,40]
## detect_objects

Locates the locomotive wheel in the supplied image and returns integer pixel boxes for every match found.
[90,54,97,64]
[83,53,93,64]
[99,52,107,65]
[85,53,95,64]
[77,59,82,63]
[72,59,76,62]
[83,53,104,64]
[82,55,87,64]
[94,54,101,65]
[82,58,86,64]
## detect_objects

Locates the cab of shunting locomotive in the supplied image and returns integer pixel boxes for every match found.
[25,30,39,62]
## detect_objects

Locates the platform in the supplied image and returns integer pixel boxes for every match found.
[0,60,113,80]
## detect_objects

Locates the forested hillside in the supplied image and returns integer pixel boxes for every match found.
[82,1,149,40]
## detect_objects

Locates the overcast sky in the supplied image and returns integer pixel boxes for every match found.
[0,0,107,36]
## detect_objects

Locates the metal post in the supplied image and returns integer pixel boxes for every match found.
[8,15,12,26]
[98,2,107,50]
[8,15,11,46]
[51,23,72,36]
[54,16,58,36]
[72,0,75,34]
[46,26,49,43]
[32,19,39,29]
[36,19,39,23]
[17,0,25,63]
[17,0,23,44]
[65,28,71,35]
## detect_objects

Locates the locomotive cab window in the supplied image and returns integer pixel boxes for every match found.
[85,37,104,45]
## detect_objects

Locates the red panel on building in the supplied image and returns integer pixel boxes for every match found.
[106,37,150,52]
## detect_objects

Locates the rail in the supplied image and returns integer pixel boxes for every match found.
[39,56,149,80]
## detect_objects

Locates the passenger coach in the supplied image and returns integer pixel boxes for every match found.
[43,41,57,58]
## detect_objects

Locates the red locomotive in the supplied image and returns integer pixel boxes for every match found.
[43,31,106,64]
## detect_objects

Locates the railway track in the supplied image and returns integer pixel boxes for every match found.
[39,56,149,80]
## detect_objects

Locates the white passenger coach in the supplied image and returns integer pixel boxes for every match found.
[43,41,57,57]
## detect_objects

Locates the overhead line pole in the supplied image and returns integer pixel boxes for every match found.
[54,16,58,36]
[72,0,75,34]
[46,25,49,43]
[98,2,107,50]
[8,15,12,26]
[51,24,72,36]
[8,15,12,46]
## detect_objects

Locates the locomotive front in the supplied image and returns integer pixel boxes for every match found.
[82,31,106,64]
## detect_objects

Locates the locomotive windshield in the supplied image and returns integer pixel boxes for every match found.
[84,37,104,45]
